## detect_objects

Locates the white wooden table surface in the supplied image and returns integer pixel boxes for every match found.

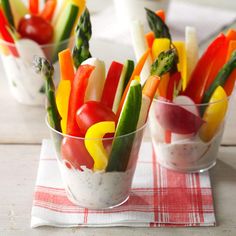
[1,1,236,235]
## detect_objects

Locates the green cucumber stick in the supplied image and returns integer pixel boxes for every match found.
[106,80,142,172]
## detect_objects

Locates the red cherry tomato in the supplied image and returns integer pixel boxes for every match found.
[76,101,116,136]
[18,14,53,44]
[61,137,94,170]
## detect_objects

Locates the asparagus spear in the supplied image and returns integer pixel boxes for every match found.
[151,48,179,76]
[33,56,62,132]
[72,8,92,69]
[145,8,171,40]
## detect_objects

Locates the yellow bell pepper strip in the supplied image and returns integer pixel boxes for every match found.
[199,86,228,142]
[8,0,28,27]
[137,75,160,128]
[106,80,142,172]
[173,41,187,90]
[56,81,71,133]
[85,121,115,171]
[152,38,170,61]
[185,26,199,86]
[56,49,74,133]
[223,40,236,96]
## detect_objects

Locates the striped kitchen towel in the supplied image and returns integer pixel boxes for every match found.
[31,139,215,228]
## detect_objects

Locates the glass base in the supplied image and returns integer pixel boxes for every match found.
[65,185,130,210]
[157,160,217,173]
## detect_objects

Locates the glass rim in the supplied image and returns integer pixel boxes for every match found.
[0,35,74,48]
[46,116,147,141]
[153,94,231,107]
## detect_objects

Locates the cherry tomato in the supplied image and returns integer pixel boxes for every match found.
[18,14,53,44]
[61,137,94,170]
[76,101,116,136]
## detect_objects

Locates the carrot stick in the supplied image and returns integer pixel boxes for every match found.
[58,49,75,82]
[145,31,155,49]
[156,73,170,97]
[40,0,57,22]
[226,29,236,41]
[137,75,160,128]
[223,40,236,96]
[156,9,165,22]
[115,49,150,121]
[29,0,39,15]
[142,75,160,99]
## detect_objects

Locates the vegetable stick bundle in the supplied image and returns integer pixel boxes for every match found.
[131,8,236,143]
[0,0,85,62]
[34,8,179,173]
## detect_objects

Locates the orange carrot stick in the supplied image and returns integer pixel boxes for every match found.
[29,0,39,15]
[156,9,165,22]
[40,0,57,22]
[145,31,155,49]
[226,29,236,41]
[224,40,236,96]
[142,75,160,99]
[156,73,170,98]
[115,49,150,121]
[58,49,75,82]
[137,75,160,128]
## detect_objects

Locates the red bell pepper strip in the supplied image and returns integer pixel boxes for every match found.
[67,65,95,136]
[29,0,39,15]
[40,0,57,22]
[183,33,226,104]
[165,72,181,143]
[0,9,19,57]
[223,40,236,96]
[204,36,229,92]
[101,61,123,109]
[166,72,181,101]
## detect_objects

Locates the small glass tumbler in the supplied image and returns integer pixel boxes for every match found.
[149,96,230,172]
[0,37,73,106]
[47,120,146,209]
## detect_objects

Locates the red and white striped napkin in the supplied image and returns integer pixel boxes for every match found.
[31,139,216,228]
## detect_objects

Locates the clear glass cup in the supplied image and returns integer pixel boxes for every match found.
[47,119,146,209]
[149,96,230,173]
[0,37,74,106]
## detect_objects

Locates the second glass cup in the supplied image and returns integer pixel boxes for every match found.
[0,37,73,106]
[149,94,230,173]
